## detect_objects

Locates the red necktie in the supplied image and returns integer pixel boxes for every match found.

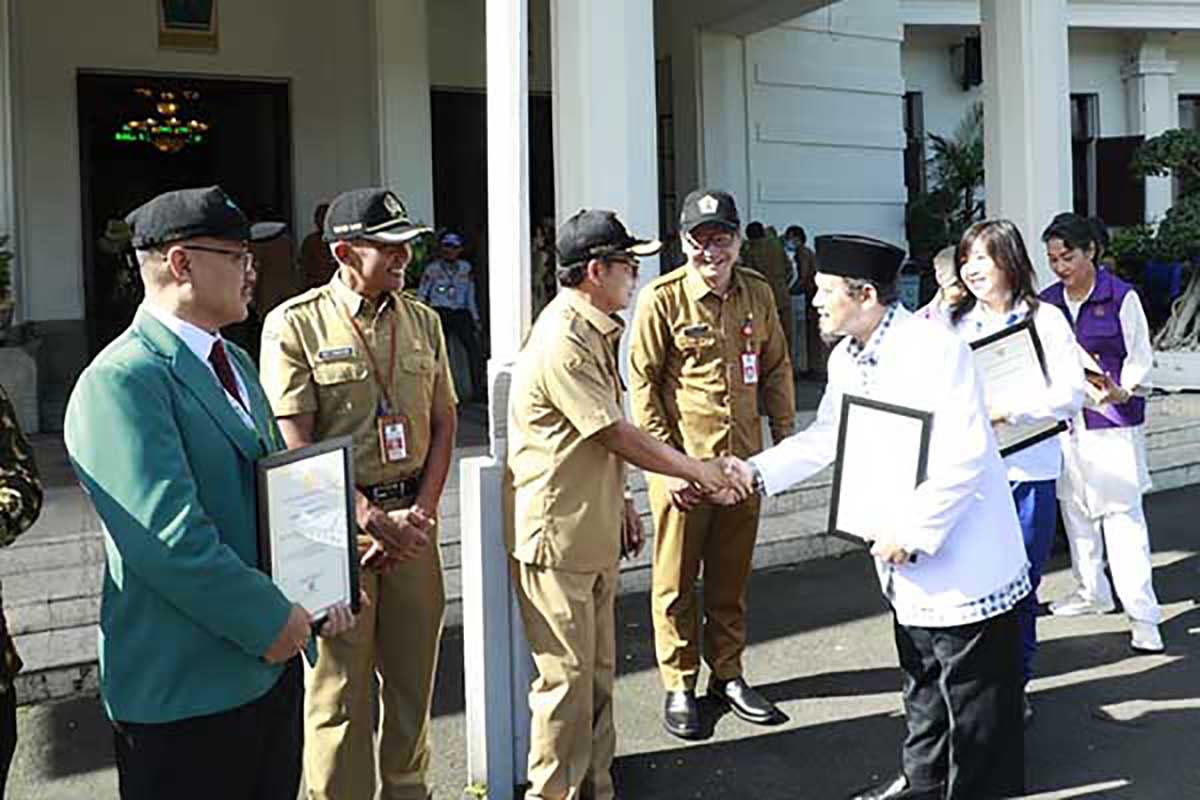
[209,340,248,412]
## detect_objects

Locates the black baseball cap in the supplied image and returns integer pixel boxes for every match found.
[323,188,431,244]
[815,234,905,284]
[556,209,661,266]
[679,189,740,234]
[125,186,285,250]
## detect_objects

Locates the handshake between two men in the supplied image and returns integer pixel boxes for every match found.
[667,455,759,512]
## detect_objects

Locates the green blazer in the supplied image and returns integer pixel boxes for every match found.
[65,309,294,724]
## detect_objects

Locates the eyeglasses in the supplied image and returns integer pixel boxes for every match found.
[180,244,254,269]
[687,232,736,251]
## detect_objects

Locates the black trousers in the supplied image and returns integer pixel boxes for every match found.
[435,307,485,399]
[112,658,303,800]
[894,607,1025,799]
[0,685,16,794]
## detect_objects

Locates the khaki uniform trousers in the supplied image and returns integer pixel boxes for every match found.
[514,559,618,800]
[648,476,761,691]
[303,534,445,800]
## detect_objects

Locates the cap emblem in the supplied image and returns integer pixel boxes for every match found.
[383,193,405,218]
[698,195,719,215]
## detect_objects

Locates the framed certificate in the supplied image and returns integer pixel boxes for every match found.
[256,436,360,622]
[828,395,932,546]
[969,319,1067,457]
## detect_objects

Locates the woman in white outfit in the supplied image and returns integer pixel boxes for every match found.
[946,220,1084,719]
[1039,213,1164,653]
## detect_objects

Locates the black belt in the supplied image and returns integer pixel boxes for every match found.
[360,475,421,505]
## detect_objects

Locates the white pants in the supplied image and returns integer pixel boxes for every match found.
[1060,494,1161,624]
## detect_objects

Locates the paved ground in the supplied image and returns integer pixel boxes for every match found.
[8,483,1198,799]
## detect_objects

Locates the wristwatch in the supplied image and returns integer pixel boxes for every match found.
[750,463,766,497]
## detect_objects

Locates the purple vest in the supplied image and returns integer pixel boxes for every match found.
[1041,269,1145,430]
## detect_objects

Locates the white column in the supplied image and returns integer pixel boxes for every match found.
[551,0,661,290]
[460,0,536,798]
[697,31,751,211]
[1123,34,1178,223]
[980,0,1072,287]
[372,0,435,224]
[0,0,18,315]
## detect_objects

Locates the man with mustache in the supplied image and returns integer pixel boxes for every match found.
[260,188,457,800]
[629,190,795,739]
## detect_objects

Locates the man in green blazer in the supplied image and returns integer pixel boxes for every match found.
[65,186,355,800]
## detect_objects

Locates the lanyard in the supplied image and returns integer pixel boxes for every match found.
[336,297,398,415]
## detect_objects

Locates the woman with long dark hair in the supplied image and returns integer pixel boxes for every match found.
[947,219,1084,721]
[1040,212,1164,653]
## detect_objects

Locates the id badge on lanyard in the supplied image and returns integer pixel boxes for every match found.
[740,314,759,385]
[377,412,409,463]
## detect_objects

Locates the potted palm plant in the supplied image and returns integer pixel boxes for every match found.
[0,235,14,341]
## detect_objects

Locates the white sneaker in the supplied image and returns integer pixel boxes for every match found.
[1130,621,1165,653]
[1049,594,1115,617]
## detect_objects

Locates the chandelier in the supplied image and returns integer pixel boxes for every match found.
[115,87,210,154]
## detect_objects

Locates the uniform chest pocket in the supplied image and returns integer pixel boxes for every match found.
[401,353,435,374]
[313,360,370,385]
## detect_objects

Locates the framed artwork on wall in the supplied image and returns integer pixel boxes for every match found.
[158,0,218,51]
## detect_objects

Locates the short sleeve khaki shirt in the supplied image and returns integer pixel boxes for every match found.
[629,265,795,459]
[507,289,626,573]
[259,276,457,487]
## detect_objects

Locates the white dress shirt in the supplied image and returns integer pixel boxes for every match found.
[952,300,1084,483]
[1058,288,1153,514]
[750,307,1028,626]
[140,302,255,430]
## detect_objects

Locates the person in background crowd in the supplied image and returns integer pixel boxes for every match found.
[743,221,795,362]
[417,231,485,401]
[916,245,966,322]
[946,220,1084,722]
[299,202,337,291]
[0,384,42,793]
[630,191,795,740]
[723,233,1028,800]
[1041,212,1164,654]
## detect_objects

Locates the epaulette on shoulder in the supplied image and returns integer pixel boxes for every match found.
[646,268,688,292]
[274,286,325,315]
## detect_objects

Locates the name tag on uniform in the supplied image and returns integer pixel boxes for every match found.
[683,324,710,338]
[318,346,356,361]
[377,415,409,463]
[741,352,759,385]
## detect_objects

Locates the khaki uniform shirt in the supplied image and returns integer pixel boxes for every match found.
[629,265,795,458]
[259,275,457,488]
[507,289,627,573]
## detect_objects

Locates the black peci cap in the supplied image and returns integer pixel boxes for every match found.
[125,186,285,250]
[556,209,661,267]
[323,188,431,244]
[815,234,905,284]
[679,189,740,234]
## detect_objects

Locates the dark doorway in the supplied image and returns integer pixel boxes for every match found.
[76,72,293,357]
[429,88,555,358]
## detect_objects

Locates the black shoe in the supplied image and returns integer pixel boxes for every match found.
[663,690,703,740]
[848,773,944,800]
[708,676,787,725]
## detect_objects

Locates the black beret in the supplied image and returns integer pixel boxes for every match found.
[125,186,284,250]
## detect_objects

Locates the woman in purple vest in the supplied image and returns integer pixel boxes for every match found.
[1040,213,1164,653]
[947,220,1084,723]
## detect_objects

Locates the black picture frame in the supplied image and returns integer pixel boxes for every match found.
[969,318,1068,457]
[256,436,360,621]
[827,394,933,547]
